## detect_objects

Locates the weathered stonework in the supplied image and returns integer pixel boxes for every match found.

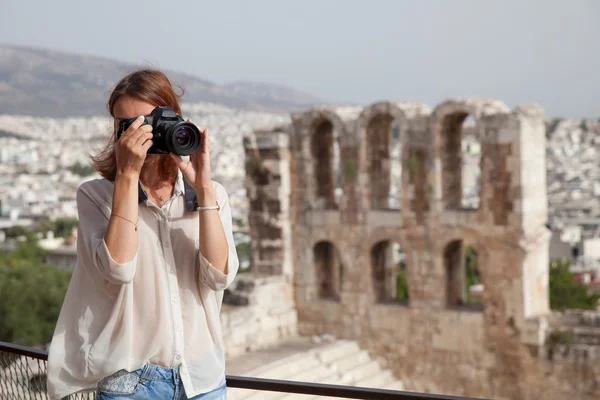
[221,273,297,359]
[242,98,600,400]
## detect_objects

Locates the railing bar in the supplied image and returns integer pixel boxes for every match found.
[0,341,48,360]
[1,343,489,400]
[225,376,489,400]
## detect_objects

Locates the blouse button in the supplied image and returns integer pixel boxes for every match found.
[172,297,178,303]
[176,354,182,360]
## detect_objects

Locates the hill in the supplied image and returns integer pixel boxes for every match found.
[0,44,322,117]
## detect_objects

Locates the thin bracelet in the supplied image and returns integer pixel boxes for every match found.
[196,202,220,212]
[111,212,139,231]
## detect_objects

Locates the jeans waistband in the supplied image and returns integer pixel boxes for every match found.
[139,363,181,382]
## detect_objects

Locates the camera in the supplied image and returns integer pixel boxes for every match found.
[116,107,201,156]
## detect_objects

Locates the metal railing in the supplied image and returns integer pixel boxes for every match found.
[0,341,488,400]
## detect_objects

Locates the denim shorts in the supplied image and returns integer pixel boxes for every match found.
[96,363,227,400]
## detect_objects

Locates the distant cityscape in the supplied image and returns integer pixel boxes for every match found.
[1,105,600,286]
[0,102,290,270]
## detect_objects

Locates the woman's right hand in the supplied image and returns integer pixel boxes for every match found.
[115,116,154,178]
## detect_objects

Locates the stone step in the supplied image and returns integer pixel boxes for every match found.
[572,327,600,345]
[277,393,319,400]
[383,379,406,391]
[252,353,321,380]
[328,349,371,374]
[356,369,394,389]
[226,339,404,400]
[340,359,381,385]
[312,340,361,364]
[226,388,255,400]
[292,364,337,383]
[235,369,334,400]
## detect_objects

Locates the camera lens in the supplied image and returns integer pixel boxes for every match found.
[176,128,191,146]
[167,122,201,155]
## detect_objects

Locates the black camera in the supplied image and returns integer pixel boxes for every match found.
[116,107,201,156]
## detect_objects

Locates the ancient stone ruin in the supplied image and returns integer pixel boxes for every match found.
[239,98,600,400]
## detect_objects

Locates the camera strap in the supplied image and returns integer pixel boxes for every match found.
[183,178,198,212]
[138,176,198,212]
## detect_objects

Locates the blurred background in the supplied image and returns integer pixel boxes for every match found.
[1,1,600,399]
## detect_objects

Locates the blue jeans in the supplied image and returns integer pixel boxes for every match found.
[96,363,227,400]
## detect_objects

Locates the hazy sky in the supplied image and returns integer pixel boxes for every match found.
[1,0,598,117]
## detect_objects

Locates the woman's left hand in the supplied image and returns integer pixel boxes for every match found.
[170,120,215,201]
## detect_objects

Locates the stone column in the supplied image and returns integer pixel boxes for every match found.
[243,131,292,277]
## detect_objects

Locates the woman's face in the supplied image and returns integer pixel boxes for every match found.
[112,96,155,136]
[112,95,179,180]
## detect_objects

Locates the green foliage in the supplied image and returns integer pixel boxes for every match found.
[549,258,600,311]
[234,218,245,228]
[235,242,250,258]
[344,159,356,178]
[0,238,72,346]
[7,218,78,240]
[68,162,95,177]
[5,225,31,239]
[235,241,251,273]
[37,217,79,238]
[407,153,418,174]
[465,245,482,304]
[548,330,574,346]
[396,267,409,301]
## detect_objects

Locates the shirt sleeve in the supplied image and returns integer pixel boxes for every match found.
[76,185,138,284]
[197,183,239,291]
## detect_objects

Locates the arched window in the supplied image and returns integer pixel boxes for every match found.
[313,241,343,300]
[445,240,484,309]
[465,244,483,306]
[311,120,340,209]
[461,116,481,209]
[371,240,408,303]
[440,112,477,210]
[367,115,401,210]
[444,239,464,307]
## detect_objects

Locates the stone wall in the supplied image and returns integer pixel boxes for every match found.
[221,273,297,359]
[243,98,600,400]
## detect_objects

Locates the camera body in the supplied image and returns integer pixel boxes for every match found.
[116,107,201,156]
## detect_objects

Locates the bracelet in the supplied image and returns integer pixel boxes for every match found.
[196,201,220,212]
[111,212,139,231]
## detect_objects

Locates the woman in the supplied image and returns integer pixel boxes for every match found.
[47,69,239,400]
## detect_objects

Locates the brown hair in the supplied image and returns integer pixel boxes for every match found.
[90,69,183,182]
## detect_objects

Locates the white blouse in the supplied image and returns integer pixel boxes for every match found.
[46,172,239,400]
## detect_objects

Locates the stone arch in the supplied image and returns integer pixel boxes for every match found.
[431,98,509,211]
[461,116,481,209]
[313,240,343,300]
[370,237,409,304]
[356,102,409,210]
[299,109,348,210]
[442,235,486,310]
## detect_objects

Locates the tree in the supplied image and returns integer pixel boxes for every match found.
[549,258,600,311]
[5,225,30,239]
[36,217,79,238]
[68,162,95,177]
[465,245,482,304]
[396,267,409,301]
[0,238,72,346]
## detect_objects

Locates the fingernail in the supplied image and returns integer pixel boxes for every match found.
[139,116,144,120]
